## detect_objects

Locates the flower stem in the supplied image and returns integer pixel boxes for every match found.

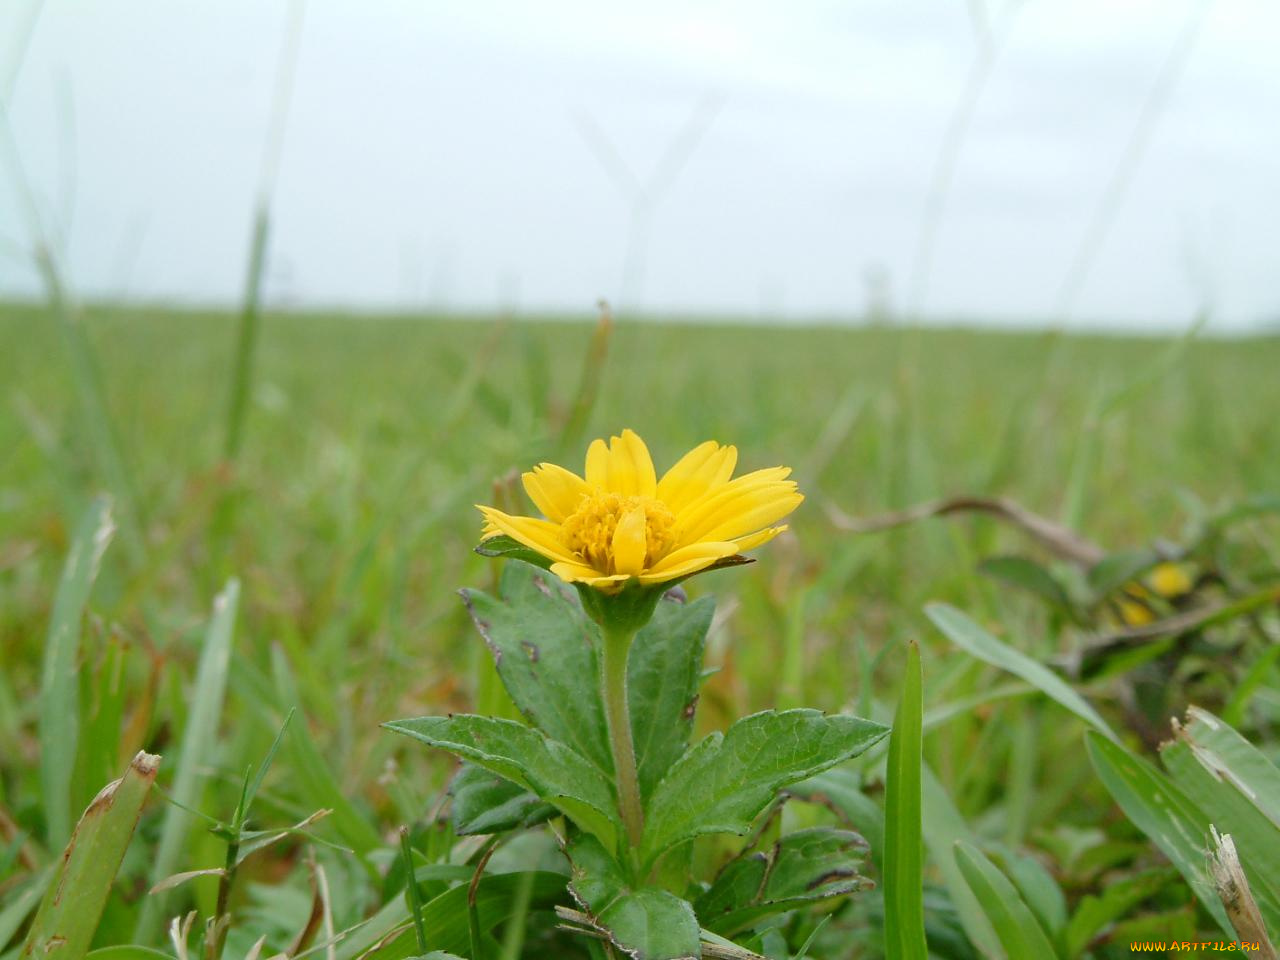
[600,622,645,854]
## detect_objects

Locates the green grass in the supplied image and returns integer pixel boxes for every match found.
[2,302,1279,958]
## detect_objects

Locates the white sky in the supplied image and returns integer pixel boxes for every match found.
[2,0,1278,329]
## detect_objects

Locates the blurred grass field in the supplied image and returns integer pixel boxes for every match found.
[3,302,1280,956]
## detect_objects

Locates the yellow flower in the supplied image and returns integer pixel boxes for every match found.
[477,429,802,592]
[1147,562,1192,599]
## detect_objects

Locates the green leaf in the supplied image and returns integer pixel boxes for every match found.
[136,579,240,941]
[566,834,701,960]
[883,641,928,960]
[996,849,1067,951]
[1169,706,1280,829]
[640,709,888,866]
[694,827,870,936]
[40,495,115,850]
[627,595,715,802]
[448,764,554,836]
[977,555,1074,614]
[953,842,1059,960]
[1159,711,1280,928]
[925,604,1117,742]
[462,567,714,807]
[474,534,553,571]
[791,768,884,869]
[1084,731,1233,937]
[0,868,53,952]
[355,871,568,960]
[22,753,160,960]
[462,564,612,775]
[1086,549,1157,599]
[385,715,620,851]
[1065,868,1176,956]
[919,764,1000,958]
[269,647,384,862]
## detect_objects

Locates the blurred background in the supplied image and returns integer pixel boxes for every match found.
[3,0,1278,329]
[4,4,1280,958]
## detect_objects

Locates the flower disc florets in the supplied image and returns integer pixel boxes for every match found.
[560,493,678,574]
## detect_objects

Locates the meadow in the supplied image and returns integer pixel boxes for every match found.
[2,302,1279,959]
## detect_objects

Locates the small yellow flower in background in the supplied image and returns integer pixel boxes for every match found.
[478,429,802,592]
[1117,598,1156,627]
[1147,561,1193,599]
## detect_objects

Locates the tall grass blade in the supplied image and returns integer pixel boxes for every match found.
[22,752,160,960]
[135,580,240,941]
[925,603,1117,742]
[223,209,270,462]
[883,641,927,960]
[40,494,115,850]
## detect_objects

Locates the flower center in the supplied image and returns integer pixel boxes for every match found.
[560,492,677,573]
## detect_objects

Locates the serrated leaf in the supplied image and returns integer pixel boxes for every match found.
[449,763,555,836]
[640,709,888,866]
[1084,731,1233,937]
[694,827,870,936]
[462,564,612,773]
[385,714,620,851]
[925,604,1117,742]
[953,842,1059,960]
[566,834,701,960]
[628,595,714,801]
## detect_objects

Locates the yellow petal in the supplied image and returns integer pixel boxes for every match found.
[585,438,610,488]
[675,469,796,542]
[700,491,804,543]
[550,561,630,589]
[656,441,738,512]
[611,503,648,576]
[609,429,657,498]
[522,463,590,522]
[638,540,738,584]
[475,506,576,564]
[732,525,786,552]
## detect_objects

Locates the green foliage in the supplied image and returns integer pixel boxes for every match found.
[883,641,927,960]
[384,714,621,851]
[39,494,115,850]
[7,309,1280,958]
[566,834,701,960]
[23,753,159,960]
[953,842,1059,959]
[638,709,887,867]
[694,827,870,936]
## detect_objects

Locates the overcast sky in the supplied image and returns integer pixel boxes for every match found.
[2,0,1277,329]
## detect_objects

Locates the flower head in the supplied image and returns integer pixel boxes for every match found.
[477,429,802,592]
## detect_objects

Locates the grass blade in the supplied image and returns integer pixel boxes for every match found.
[883,641,927,960]
[925,603,1117,742]
[953,841,1059,959]
[22,752,160,960]
[1084,730,1233,936]
[135,579,240,941]
[40,494,115,849]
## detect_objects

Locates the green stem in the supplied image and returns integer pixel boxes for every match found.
[600,623,644,854]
